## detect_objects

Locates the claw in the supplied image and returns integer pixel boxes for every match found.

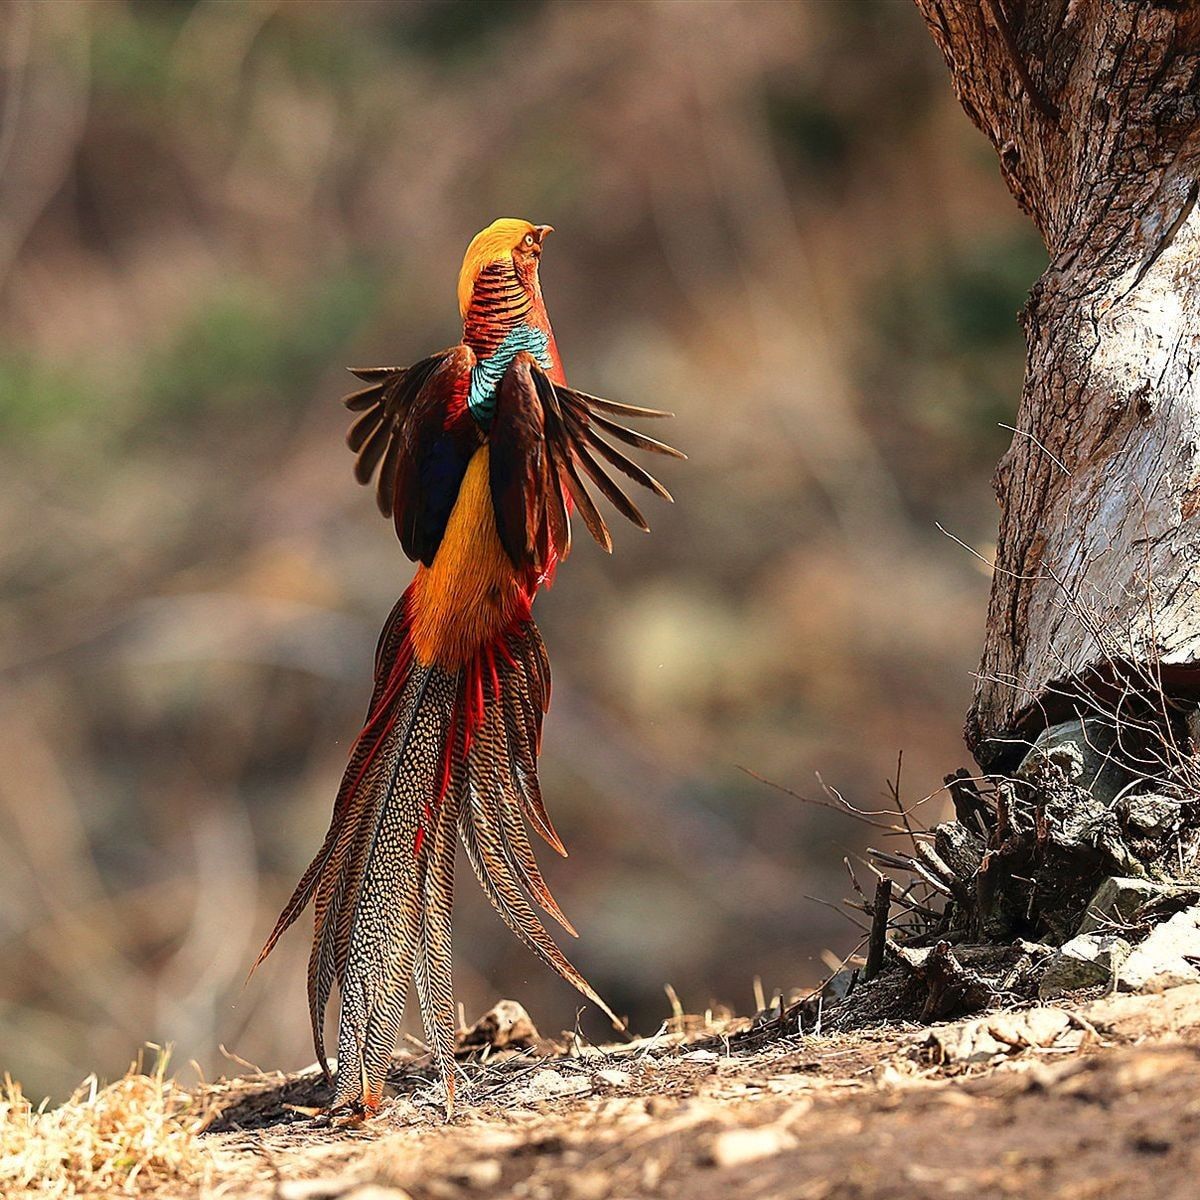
[324,1092,380,1127]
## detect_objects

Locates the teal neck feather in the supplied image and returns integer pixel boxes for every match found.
[468,324,552,425]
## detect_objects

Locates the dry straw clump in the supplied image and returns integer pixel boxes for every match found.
[0,1049,212,1198]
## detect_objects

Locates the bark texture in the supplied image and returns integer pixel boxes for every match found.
[914,1,1200,767]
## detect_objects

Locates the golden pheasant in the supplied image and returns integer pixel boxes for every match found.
[255,219,682,1114]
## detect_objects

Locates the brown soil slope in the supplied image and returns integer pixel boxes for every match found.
[194,987,1200,1200]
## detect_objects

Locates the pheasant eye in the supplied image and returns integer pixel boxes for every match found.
[523,234,534,247]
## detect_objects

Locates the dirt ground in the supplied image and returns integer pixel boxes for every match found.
[193,985,1200,1200]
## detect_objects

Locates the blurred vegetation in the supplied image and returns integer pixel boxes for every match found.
[0,0,1043,1100]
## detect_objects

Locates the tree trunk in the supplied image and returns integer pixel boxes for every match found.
[913,2,1200,769]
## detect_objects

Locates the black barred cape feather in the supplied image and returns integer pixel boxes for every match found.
[344,348,483,567]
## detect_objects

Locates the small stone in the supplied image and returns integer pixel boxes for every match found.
[1119,906,1200,992]
[279,1181,360,1200]
[641,1158,664,1190]
[1014,717,1140,808]
[984,1012,1027,1047]
[449,1161,502,1191]
[982,1007,1077,1051]
[512,1069,592,1102]
[682,1049,719,1062]
[456,1000,540,1054]
[1014,1007,1074,1048]
[707,1126,797,1168]
[1121,794,1179,837]
[1039,932,1131,998]
[566,1172,609,1200]
[926,1008,1078,1064]
[926,1023,1006,1065]
[872,1063,907,1087]
[595,1069,632,1088]
[892,944,933,971]
[343,1188,414,1200]
[1079,877,1196,935]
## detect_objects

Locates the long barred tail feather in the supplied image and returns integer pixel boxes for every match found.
[329,663,455,1109]
[250,596,411,975]
[413,742,463,1108]
[255,591,616,1113]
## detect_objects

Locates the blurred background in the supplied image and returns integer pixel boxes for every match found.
[0,0,1043,1101]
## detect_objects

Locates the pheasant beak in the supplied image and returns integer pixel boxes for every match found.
[533,224,554,251]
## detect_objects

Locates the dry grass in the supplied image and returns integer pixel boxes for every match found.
[0,1050,212,1198]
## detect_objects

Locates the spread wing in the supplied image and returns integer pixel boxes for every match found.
[489,352,685,572]
[344,346,482,566]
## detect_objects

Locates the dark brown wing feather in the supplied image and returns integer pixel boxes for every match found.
[584,428,673,500]
[490,358,552,570]
[489,355,684,568]
[343,346,481,565]
[567,389,675,419]
[344,353,449,513]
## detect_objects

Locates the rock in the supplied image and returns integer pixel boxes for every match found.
[987,1007,1073,1048]
[456,999,540,1056]
[448,1161,502,1191]
[926,1007,1080,1064]
[706,1127,797,1168]
[1120,793,1180,837]
[1015,718,1131,802]
[925,1023,1007,1065]
[892,944,932,970]
[1078,876,1197,935]
[1016,725,1084,783]
[1039,932,1131,998]
[595,1068,632,1088]
[510,1069,592,1102]
[565,1172,611,1200]
[1013,719,1146,868]
[279,1181,362,1200]
[872,1062,909,1088]
[1118,906,1200,992]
